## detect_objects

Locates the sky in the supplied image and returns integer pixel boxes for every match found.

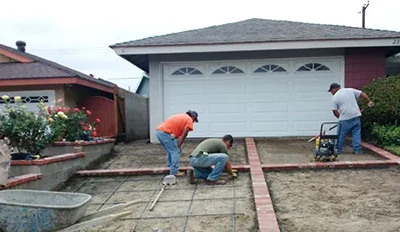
[1,0,399,91]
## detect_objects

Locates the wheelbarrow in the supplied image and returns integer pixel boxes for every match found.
[0,189,141,232]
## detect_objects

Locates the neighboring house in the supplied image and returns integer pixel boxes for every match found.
[110,18,400,142]
[386,53,400,76]
[0,41,146,139]
[134,75,149,97]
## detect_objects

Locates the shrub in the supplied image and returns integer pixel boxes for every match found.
[358,75,400,139]
[47,104,101,142]
[371,124,400,146]
[0,95,53,156]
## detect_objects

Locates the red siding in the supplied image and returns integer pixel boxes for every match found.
[345,48,386,89]
[79,96,116,137]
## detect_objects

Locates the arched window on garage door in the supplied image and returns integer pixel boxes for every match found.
[171,67,203,76]
[296,63,331,72]
[254,64,287,73]
[212,66,244,74]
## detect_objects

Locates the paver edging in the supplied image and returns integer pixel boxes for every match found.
[0,173,43,190]
[11,152,86,166]
[75,165,250,176]
[245,138,280,232]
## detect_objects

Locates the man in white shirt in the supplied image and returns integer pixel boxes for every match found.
[328,83,374,154]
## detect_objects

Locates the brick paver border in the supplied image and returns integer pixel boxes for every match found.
[76,165,250,176]
[0,173,43,190]
[245,138,280,232]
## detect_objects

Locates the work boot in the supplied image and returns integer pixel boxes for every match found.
[187,169,196,185]
[205,179,226,185]
[174,171,185,177]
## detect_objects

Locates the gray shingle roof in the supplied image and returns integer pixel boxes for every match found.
[111,18,400,47]
[0,44,115,87]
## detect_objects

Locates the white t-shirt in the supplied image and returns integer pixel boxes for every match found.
[331,88,362,121]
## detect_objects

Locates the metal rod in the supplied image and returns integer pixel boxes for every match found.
[98,176,129,211]
[182,185,198,232]
[149,186,166,211]
[232,177,237,232]
[120,213,246,220]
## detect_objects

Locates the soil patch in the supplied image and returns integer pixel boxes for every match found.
[256,138,383,164]
[266,167,400,232]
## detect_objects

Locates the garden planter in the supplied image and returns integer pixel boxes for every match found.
[41,139,115,167]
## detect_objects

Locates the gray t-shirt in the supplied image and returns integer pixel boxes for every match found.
[331,88,362,121]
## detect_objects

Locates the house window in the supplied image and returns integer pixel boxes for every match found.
[254,64,287,73]
[171,67,203,76]
[297,63,330,72]
[0,96,49,104]
[212,66,244,74]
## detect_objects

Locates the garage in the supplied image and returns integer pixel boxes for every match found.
[0,90,56,114]
[163,57,343,138]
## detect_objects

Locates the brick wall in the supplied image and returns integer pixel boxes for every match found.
[345,48,386,89]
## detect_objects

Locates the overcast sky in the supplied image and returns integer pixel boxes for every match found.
[1,0,399,91]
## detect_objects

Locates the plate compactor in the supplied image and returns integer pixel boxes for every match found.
[309,122,340,162]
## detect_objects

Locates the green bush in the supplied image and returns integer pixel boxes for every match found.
[371,124,400,146]
[359,75,400,139]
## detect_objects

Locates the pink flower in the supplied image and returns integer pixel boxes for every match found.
[83,126,89,131]
[47,106,52,114]
[63,107,70,114]
[57,98,64,103]
[74,108,80,113]
[95,118,101,123]
[56,106,63,112]
[86,110,92,115]
[82,107,86,110]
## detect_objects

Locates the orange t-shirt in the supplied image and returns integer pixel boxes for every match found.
[157,113,194,138]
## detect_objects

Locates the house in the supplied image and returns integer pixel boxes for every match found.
[110,18,400,143]
[134,75,149,97]
[0,41,139,139]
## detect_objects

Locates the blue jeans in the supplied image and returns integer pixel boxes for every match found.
[156,130,180,175]
[336,117,361,154]
[189,153,228,181]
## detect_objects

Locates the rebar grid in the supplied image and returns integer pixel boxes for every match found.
[63,173,251,231]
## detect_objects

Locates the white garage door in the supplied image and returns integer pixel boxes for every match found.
[163,57,343,138]
[0,90,56,114]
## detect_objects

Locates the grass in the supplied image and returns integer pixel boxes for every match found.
[385,145,400,156]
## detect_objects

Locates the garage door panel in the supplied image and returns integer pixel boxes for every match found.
[210,114,247,122]
[210,122,247,133]
[164,84,208,95]
[293,121,328,134]
[249,82,289,93]
[251,121,289,132]
[209,94,248,103]
[209,82,247,94]
[210,103,246,113]
[164,95,208,104]
[293,100,331,112]
[294,112,336,121]
[166,104,208,118]
[250,93,290,102]
[251,102,289,113]
[251,113,290,121]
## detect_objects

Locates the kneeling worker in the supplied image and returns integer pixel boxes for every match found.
[187,135,237,185]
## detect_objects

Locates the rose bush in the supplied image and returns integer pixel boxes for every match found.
[0,95,53,157]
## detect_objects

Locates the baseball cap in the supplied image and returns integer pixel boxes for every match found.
[187,110,199,122]
[328,83,341,92]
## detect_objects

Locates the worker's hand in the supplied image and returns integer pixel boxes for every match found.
[231,173,238,179]
[367,101,374,108]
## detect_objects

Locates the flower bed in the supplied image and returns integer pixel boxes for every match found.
[0,95,104,161]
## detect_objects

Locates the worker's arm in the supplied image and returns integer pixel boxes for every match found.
[178,127,190,147]
[225,161,235,176]
[360,92,374,107]
[332,110,340,119]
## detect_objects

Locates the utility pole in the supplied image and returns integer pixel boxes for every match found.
[360,0,370,28]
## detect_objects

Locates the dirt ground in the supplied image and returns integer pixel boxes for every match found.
[93,138,247,170]
[59,172,257,232]
[256,138,383,164]
[266,167,400,232]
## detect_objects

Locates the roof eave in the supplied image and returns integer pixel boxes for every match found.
[111,37,400,56]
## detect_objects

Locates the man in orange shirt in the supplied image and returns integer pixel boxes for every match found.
[156,110,199,176]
